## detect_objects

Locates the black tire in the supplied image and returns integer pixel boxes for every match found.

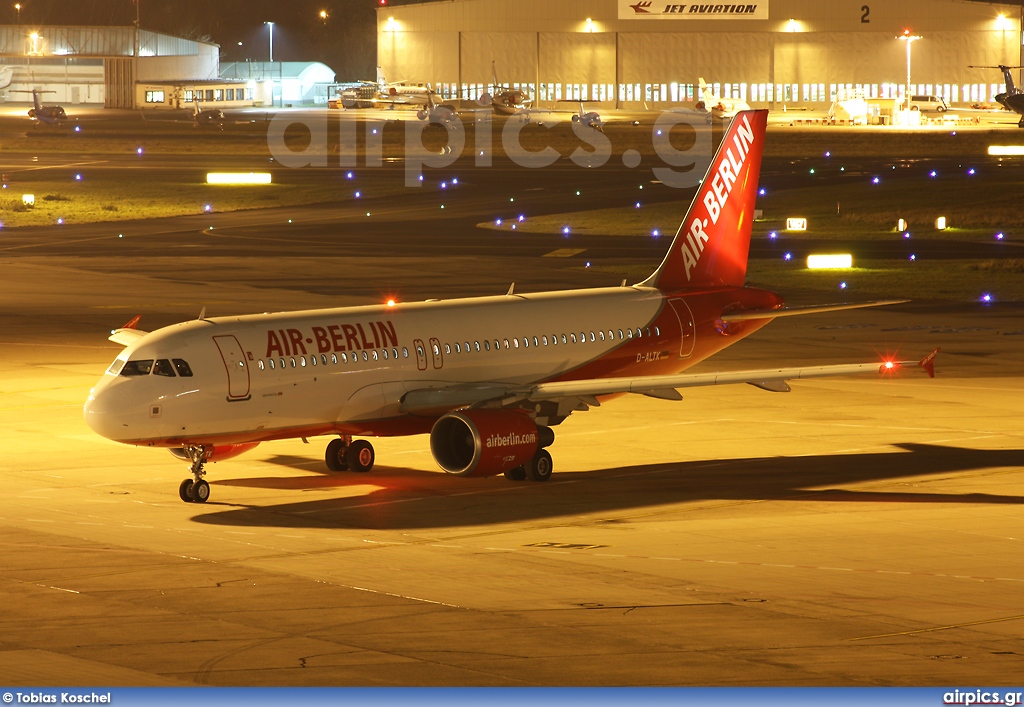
[528,449,553,482]
[346,440,375,473]
[178,479,195,503]
[192,479,210,503]
[504,466,527,481]
[937,106,946,113]
[325,438,348,471]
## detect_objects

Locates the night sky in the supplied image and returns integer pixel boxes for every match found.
[6,0,427,80]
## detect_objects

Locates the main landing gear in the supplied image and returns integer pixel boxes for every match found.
[178,445,211,503]
[504,448,553,483]
[325,436,375,473]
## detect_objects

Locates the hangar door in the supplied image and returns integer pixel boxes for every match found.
[104,58,135,109]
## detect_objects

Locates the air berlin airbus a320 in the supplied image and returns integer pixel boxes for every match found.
[85,110,937,503]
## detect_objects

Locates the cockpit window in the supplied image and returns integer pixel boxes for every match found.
[172,359,193,377]
[106,359,126,376]
[120,359,154,376]
[153,359,176,377]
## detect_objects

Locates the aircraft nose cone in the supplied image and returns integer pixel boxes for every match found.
[84,383,129,442]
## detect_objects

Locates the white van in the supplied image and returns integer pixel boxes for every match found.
[908,95,950,112]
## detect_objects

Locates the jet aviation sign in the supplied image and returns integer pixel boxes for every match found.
[619,2,769,20]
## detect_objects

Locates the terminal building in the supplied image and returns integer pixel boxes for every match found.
[376,0,1024,109]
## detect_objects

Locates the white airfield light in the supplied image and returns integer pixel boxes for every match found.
[897,218,907,231]
[935,216,947,230]
[807,254,853,269]
[987,145,1024,156]
[785,217,807,231]
[21,193,34,207]
[206,172,272,185]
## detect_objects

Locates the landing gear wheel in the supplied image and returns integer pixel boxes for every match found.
[192,479,210,503]
[527,449,553,482]
[179,479,195,503]
[346,440,375,473]
[325,438,349,471]
[504,466,527,481]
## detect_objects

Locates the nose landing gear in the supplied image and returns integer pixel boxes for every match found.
[178,445,210,503]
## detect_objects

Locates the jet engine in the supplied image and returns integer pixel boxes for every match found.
[169,442,260,463]
[430,410,551,477]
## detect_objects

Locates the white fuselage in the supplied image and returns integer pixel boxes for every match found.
[84,286,690,448]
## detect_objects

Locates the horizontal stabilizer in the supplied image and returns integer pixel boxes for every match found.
[721,300,907,322]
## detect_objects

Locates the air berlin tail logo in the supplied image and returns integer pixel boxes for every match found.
[682,113,756,281]
[486,432,537,448]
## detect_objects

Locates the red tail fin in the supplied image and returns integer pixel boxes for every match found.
[641,109,768,291]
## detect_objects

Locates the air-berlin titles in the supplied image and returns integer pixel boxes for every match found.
[266,320,398,357]
[682,113,755,281]
[486,431,538,449]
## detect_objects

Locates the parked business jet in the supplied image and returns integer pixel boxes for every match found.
[85,110,936,503]
[0,66,14,91]
[16,89,67,125]
[968,64,1024,127]
[697,78,752,120]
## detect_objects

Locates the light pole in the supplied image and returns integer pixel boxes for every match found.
[897,30,921,108]
[265,21,274,62]
[14,3,20,23]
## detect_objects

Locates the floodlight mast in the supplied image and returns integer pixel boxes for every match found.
[897,31,922,108]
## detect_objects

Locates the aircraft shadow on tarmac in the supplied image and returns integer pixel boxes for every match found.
[191,443,1024,530]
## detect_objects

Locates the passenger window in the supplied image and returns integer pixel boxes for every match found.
[514,338,519,348]
[432,344,439,356]
[172,359,193,377]
[533,336,539,347]
[494,339,500,350]
[373,350,379,361]
[288,357,295,368]
[392,348,398,359]
[269,358,275,369]
[654,326,660,336]
[503,338,509,349]
[599,331,605,341]
[484,340,490,351]
[444,344,451,355]
[403,347,409,358]
[362,351,368,361]
[417,344,424,357]
[580,331,585,342]
[321,354,328,365]
[310,355,317,366]
[300,356,307,367]
[570,333,577,343]
[341,353,347,363]
[464,341,470,352]
[522,337,528,348]
[618,329,624,339]
[561,334,567,344]
[106,359,126,376]
[636,328,642,338]
[455,343,461,353]
[474,341,481,351]
[279,357,286,369]
[153,359,176,377]
[120,359,154,376]
[627,329,633,339]
[383,348,389,360]
[258,360,265,371]
[608,330,614,340]
[542,336,548,346]
[646,327,652,337]
[589,331,595,342]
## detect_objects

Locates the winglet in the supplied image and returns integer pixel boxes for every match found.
[506,283,515,296]
[918,347,939,378]
[122,314,142,330]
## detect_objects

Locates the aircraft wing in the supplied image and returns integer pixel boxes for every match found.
[400,350,938,415]
[528,352,937,402]
[721,300,908,322]
[107,315,148,347]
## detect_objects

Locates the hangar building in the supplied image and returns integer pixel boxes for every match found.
[376,0,1024,109]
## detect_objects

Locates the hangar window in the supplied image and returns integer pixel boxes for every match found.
[214,89,223,101]
[226,88,235,100]
[184,90,194,102]
[144,91,165,103]
[245,88,254,100]
[120,360,154,376]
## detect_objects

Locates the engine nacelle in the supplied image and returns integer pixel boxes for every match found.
[169,442,260,463]
[431,410,541,477]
